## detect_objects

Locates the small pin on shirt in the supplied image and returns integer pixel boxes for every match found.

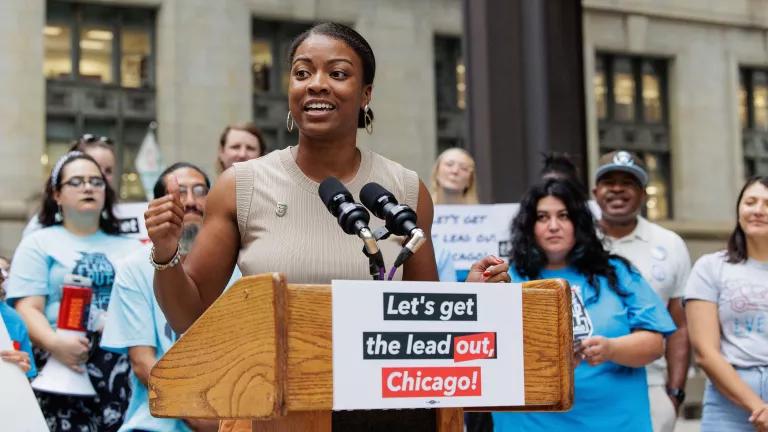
[276,202,288,217]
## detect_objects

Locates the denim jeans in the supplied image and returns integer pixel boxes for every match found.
[701,366,768,432]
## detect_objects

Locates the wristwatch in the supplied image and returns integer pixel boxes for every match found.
[666,387,686,404]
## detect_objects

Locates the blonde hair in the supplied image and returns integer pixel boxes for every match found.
[430,147,479,204]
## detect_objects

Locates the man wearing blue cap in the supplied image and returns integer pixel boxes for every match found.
[593,150,691,432]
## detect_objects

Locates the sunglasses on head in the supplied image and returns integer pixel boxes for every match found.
[80,134,114,145]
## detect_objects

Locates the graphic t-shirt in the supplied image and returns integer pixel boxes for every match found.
[101,243,242,432]
[0,301,37,378]
[493,259,676,432]
[6,226,139,329]
[685,251,768,367]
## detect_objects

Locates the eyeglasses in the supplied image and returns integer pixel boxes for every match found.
[178,184,209,198]
[80,134,114,145]
[61,176,107,189]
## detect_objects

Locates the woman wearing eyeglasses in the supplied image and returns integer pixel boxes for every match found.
[430,147,479,205]
[7,151,139,432]
[23,134,118,238]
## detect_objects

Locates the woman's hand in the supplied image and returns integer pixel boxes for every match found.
[49,333,90,372]
[465,256,510,283]
[580,335,614,366]
[144,175,185,263]
[750,404,768,431]
[1,349,31,373]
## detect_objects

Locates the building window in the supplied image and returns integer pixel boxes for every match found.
[740,68,768,177]
[251,19,312,151]
[44,1,156,201]
[595,53,671,220]
[434,35,467,154]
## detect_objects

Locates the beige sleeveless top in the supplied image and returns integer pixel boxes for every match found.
[233,147,420,284]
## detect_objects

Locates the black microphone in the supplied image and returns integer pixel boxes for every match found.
[319,177,384,274]
[360,182,426,268]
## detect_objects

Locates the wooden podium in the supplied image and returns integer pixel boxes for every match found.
[148,274,573,431]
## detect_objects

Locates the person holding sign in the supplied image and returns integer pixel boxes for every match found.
[430,147,479,205]
[430,147,481,282]
[490,178,675,432]
[7,151,139,432]
[685,176,768,432]
[146,23,445,430]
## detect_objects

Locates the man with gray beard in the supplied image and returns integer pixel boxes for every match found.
[100,163,241,432]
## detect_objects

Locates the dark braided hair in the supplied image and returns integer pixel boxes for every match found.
[510,178,632,304]
[288,22,376,128]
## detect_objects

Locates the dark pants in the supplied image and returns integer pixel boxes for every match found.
[34,333,131,432]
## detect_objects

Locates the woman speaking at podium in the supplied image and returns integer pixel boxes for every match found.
[146,22,507,431]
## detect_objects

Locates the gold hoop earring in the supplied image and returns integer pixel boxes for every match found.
[364,104,373,135]
[286,111,295,133]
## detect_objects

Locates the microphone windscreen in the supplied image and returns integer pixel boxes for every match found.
[318,177,350,210]
[360,182,395,214]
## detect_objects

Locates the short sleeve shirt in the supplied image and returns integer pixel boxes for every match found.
[6,226,139,328]
[602,216,691,385]
[493,260,676,432]
[101,244,242,432]
[684,251,768,367]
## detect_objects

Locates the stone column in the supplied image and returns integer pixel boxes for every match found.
[355,0,438,181]
[464,0,586,203]
[156,0,252,177]
[0,0,45,255]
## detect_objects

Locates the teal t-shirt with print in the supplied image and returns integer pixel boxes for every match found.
[6,225,139,328]
[493,259,675,432]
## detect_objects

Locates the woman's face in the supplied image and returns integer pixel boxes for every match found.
[54,159,107,219]
[288,34,371,139]
[534,195,575,267]
[436,150,474,193]
[219,129,262,170]
[738,182,768,240]
[84,146,116,188]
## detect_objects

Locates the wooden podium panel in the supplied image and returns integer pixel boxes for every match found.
[149,274,573,429]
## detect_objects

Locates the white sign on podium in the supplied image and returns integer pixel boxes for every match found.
[332,280,524,410]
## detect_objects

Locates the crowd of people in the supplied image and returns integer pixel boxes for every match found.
[0,21,767,432]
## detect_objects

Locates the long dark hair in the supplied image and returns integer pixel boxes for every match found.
[39,152,120,235]
[726,176,768,263]
[510,179,631,303]
[288,22,376,128]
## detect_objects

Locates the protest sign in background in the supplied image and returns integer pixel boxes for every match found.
[432,203,601,281]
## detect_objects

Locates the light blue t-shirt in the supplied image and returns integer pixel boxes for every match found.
[6,226,139,328]
[434,238,457,282]
[101,243,242,432]
[493,259,676,432]
[0,301,37,378]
